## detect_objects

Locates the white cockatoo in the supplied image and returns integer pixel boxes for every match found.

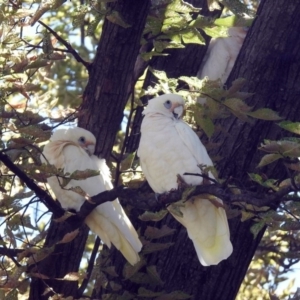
[197,27,248,84]
[138,94,233,266]
[42,127,142,265]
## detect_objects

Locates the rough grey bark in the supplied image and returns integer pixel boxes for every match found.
[79,0,151,160]
[29,221,89,299]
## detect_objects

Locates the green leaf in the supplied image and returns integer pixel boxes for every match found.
[179,76,202,88]
[202,26,228,38]
[118,291,135,300]
[144,225,176,240]
[106,10,131,28]
[122,259,146,279]
[147,266,164,286]
[181,28,205,44]
[194,113,215,138]
[220,0,251,16]
[279,121,300,135]
[154,41,183,52]
[257,153,282,168]
[223,98,252,121]
[109,281,122,291]
[27,246,55,266]
[128,272,152,285]
[102,266,118,277]
[141,51,169,61]
[250,221,265,239]
[260,140,300,157]
[143,242,174,254]
[225,78,247,96]
[139,210,168,222]
[138,287,164,298]
[149,68,169,81]
[241,211,255,222]
[214,16,238,27]
[189,15,211,28]
[167,0,200,13]
[168,203,184,218]
[247,108,282,121]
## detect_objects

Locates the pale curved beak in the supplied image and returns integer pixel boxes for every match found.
[85,144,95,156]
[173,105,183,119]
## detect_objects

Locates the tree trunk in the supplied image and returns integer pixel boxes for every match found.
[79,0,151,160]
[29,1,150,299]
[116,0,300,299]
[29,222,89,299]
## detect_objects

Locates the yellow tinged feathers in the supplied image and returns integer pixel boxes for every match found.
[138,94,233,266]
[42,127,142,265]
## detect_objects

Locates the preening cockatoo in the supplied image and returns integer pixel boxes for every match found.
[138,94,233,266]
[197,27,248,84]
[42,127,142,265]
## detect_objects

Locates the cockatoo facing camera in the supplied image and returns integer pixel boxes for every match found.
[138,94,233,266]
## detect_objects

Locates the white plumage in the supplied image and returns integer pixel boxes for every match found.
[138,94,233,266]
[197,27,247,84]
[42,127,142,265]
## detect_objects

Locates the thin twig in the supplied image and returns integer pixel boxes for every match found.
[77,237,100,297]
[38,20,91,69]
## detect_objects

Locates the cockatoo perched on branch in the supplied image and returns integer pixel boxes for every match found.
[138,94,233,266]
[197,27,248,84]
[42,127,142,265]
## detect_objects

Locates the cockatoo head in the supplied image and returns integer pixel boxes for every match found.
[50,127,96,156]
[143,94,185,120]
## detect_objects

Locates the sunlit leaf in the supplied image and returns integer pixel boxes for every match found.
[279,121,300,135]
[139,210,168,222]
[257,153,282,168]
[250,221,265,239]
[247,108,282,121]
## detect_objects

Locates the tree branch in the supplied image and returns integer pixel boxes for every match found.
[38,20,91,70]
[0,150,294,227]
[0,152,64,218]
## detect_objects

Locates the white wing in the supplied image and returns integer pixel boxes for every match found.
[197,38,230,83]
[138,112,233,266]
[43,142,142,265]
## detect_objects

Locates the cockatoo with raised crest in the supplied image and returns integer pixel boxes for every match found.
[138,94,233,266]
[42,127,142,265]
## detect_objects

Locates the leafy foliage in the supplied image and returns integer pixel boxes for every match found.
[0,0,299,299]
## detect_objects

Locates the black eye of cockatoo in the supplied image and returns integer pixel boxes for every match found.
[42,127,142,265]
[137,94,233,266]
